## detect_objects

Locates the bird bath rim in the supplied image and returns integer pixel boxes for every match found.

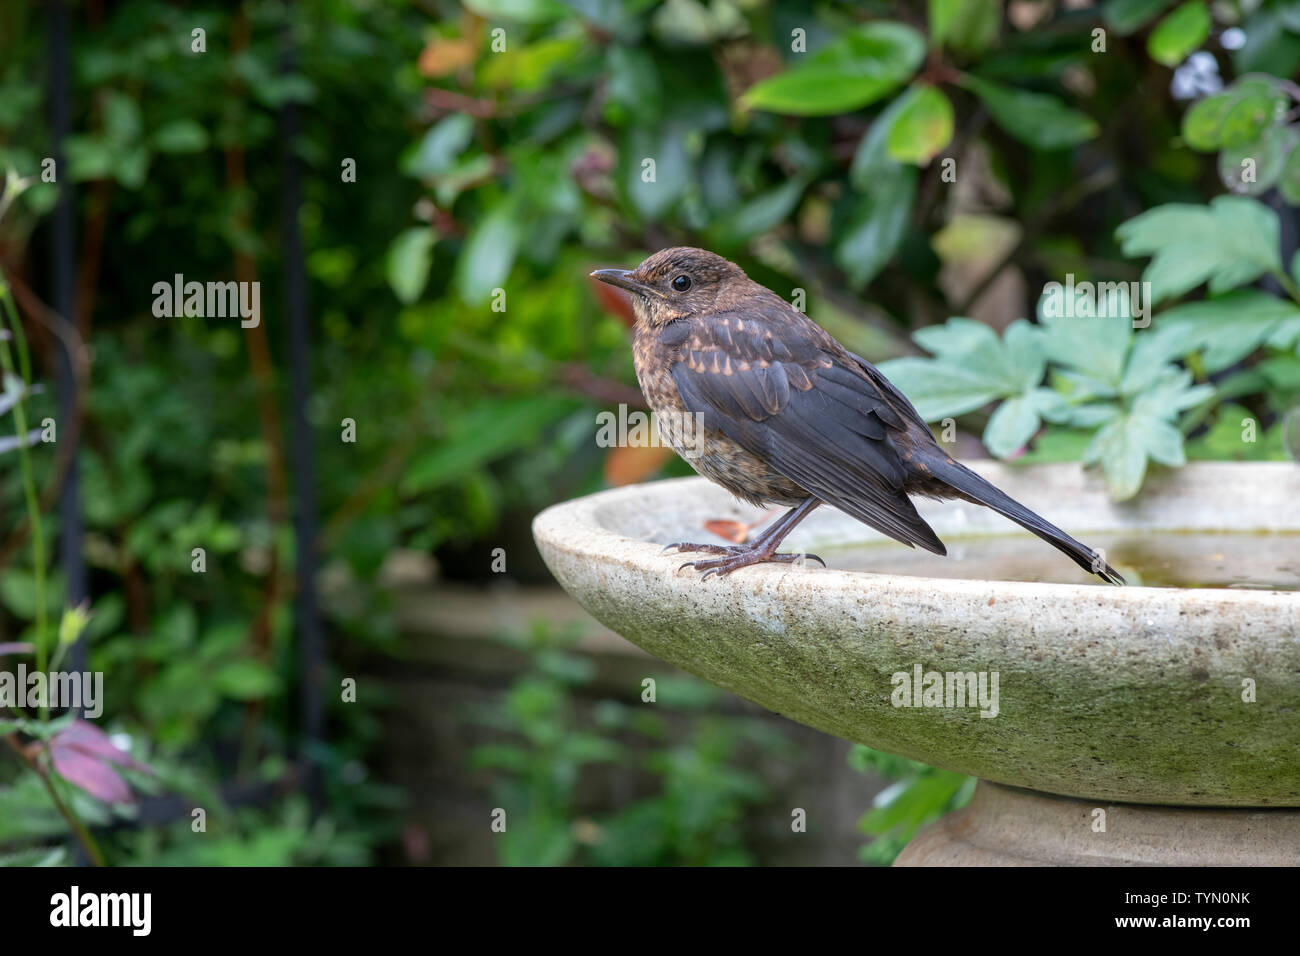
[533,461,1300,806]
[538,461,1300,601]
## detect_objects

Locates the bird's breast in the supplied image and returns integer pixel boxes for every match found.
[631,325,807,508]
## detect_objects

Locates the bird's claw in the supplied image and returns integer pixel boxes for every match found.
[672,545,825,578]
[661,541,734,556]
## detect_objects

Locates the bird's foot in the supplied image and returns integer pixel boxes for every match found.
[662,541,825,579]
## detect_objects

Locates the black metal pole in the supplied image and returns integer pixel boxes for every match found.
[47,0,87,679]
[279,11,324,813]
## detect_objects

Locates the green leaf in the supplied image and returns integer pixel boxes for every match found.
[1130,367,1213,420]
[886,85,954,165]
[384,227,436,304]
[499,814,576,867]
[402,114,474,179]
[880,317,1053,424]
[151,119,209,154]
[742,22,925,116]
[929,0,1000,55]
[214,659,280,700]
[1181,92,1236,152]
[605,46,661,122]
[915,317,1046,392]
[556,732,621,763]
[961,75,1098,150]
[233,52,318,108]
[480,36,583,92]
[622,124,690,221]
[460,0,566,24]
[1280,142,1300,204]
[1219,87,1290,148]
[102,91,142,145]
[386,228,435,305]
[1234,6,1300,76]
[0,568,65,621]
[875,356,1005,419]
[1116,197,1281,302]
[1053,402,1123,428]
[455,202,523,304]
[113,146,149,190]
[434,154,495,208]
[913,315,1002,362]
[1181,78,1288,152]
[859,771,970,840]
[850,93,914,187]
[1037,297,1132,388]
[1259,354,1300,390]
[400,395,577,494]
[1267,315,1300,351]
[1016,427,1101,464]
[64,135,113,181]
[1081,361,1207,498]
[1120,324,1195,395]
[983,395,1041,458]
[1282,6,1300,32]
[1147,1,1210,66]
[833,165,916,288]
[1186,403,1289,461]
[1156,290,1300,370]
[1219,124,1299,196]
[1131,414,1187,466]
[1002,320,1049,391]
[0,710,77,739]
[468,744,532,772]
[1103,0,1174,35]
[707,176,809,247]
[1082,415,1152,500]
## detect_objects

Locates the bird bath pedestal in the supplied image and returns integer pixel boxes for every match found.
[533,462,1300,865]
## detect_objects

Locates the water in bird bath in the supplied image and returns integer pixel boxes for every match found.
[819,531,1300,590]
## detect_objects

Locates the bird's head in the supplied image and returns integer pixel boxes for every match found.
[591,247,748,325]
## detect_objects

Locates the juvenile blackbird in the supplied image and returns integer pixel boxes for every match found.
[592,248,1125,585]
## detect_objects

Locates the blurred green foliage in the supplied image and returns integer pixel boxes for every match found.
[404,0,1299,523]
[1,0,426,863]
[470,621,784,866]
[848,744,975,865]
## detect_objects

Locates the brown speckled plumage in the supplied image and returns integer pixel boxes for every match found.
[594,248,1124,584]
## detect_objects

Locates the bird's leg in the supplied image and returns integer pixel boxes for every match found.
[665,498,824,579]
[702,506,781,544]
[664,499,814,556]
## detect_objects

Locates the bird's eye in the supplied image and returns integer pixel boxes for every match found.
[671,274,692,292]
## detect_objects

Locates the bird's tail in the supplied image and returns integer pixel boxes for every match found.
[924,457,1126,586]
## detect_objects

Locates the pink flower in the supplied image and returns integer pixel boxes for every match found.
[48,720,152,805]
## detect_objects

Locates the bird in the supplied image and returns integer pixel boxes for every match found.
[591,247,1125,585]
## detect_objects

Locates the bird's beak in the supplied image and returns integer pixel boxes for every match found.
[591,268,657,298]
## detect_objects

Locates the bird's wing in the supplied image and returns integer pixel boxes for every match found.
[665,303,945,554]
[845,350,933,433]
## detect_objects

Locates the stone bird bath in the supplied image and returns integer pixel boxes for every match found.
[533,461,1300,865]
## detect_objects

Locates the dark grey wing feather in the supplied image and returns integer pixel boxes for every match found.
[668,304,945,554]
[845,349,930,432]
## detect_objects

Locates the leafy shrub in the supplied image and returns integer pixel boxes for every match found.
[470,622,783,866]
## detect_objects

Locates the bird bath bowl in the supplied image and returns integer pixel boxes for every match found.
[533,461,1300,865]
